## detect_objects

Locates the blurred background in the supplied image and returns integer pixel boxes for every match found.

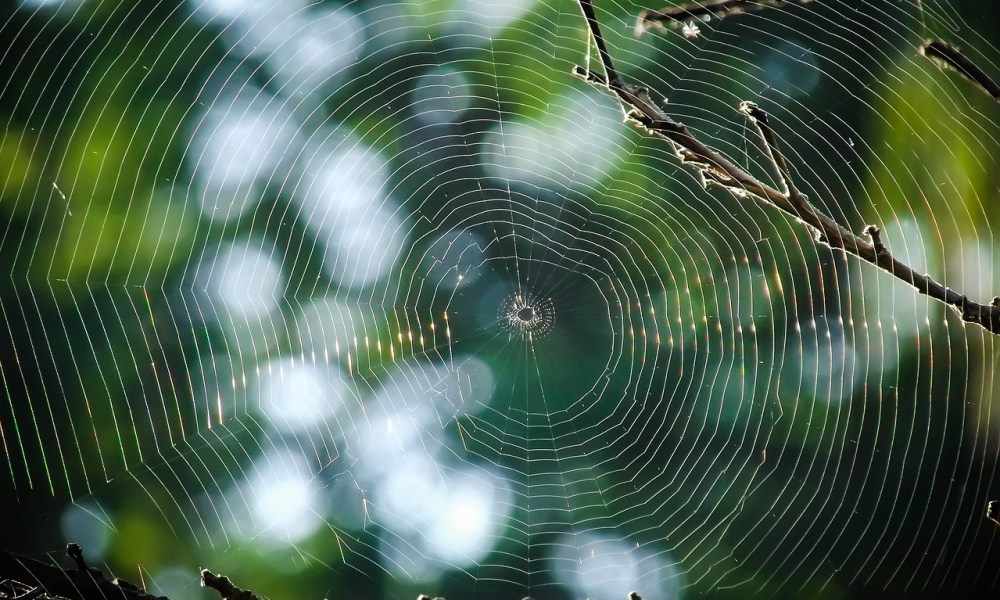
[2,0,1000,598]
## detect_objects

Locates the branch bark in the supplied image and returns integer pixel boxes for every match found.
[575,0,1000,335]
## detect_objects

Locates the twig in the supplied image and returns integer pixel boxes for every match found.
[200,570,261,600]
[863,225,885,255]
[578,0,624,87]
[63,545,101,581]
[738,101,815,220]
[637,0,814,36]
[575,0,1000,335]
[919,39,1000,103]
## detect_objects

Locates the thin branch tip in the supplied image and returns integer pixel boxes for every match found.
[864,225,884,253]
[66,542,103,580]
[739,99,815,221]
[66,543,85,570]
[738,100,765,122]
[919,38,1000,102]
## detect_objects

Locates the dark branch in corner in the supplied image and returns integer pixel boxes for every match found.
[0,545,265,600]
[0,545,167,600]
[919,39,1000,102]
[575,0,1000,335]
[636,0,814,36]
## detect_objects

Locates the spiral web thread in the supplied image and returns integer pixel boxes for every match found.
[1,1,999,598]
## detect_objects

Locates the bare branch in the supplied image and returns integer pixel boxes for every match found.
[919,39,1000,103]
[575,0,1000,335]
[637,0,814,36]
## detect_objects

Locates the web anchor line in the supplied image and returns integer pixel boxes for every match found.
[574,0,1000,336]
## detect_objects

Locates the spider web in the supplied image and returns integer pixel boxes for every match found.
[1,0,999,598]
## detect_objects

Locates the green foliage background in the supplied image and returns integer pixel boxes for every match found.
[2,1,1000,599]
